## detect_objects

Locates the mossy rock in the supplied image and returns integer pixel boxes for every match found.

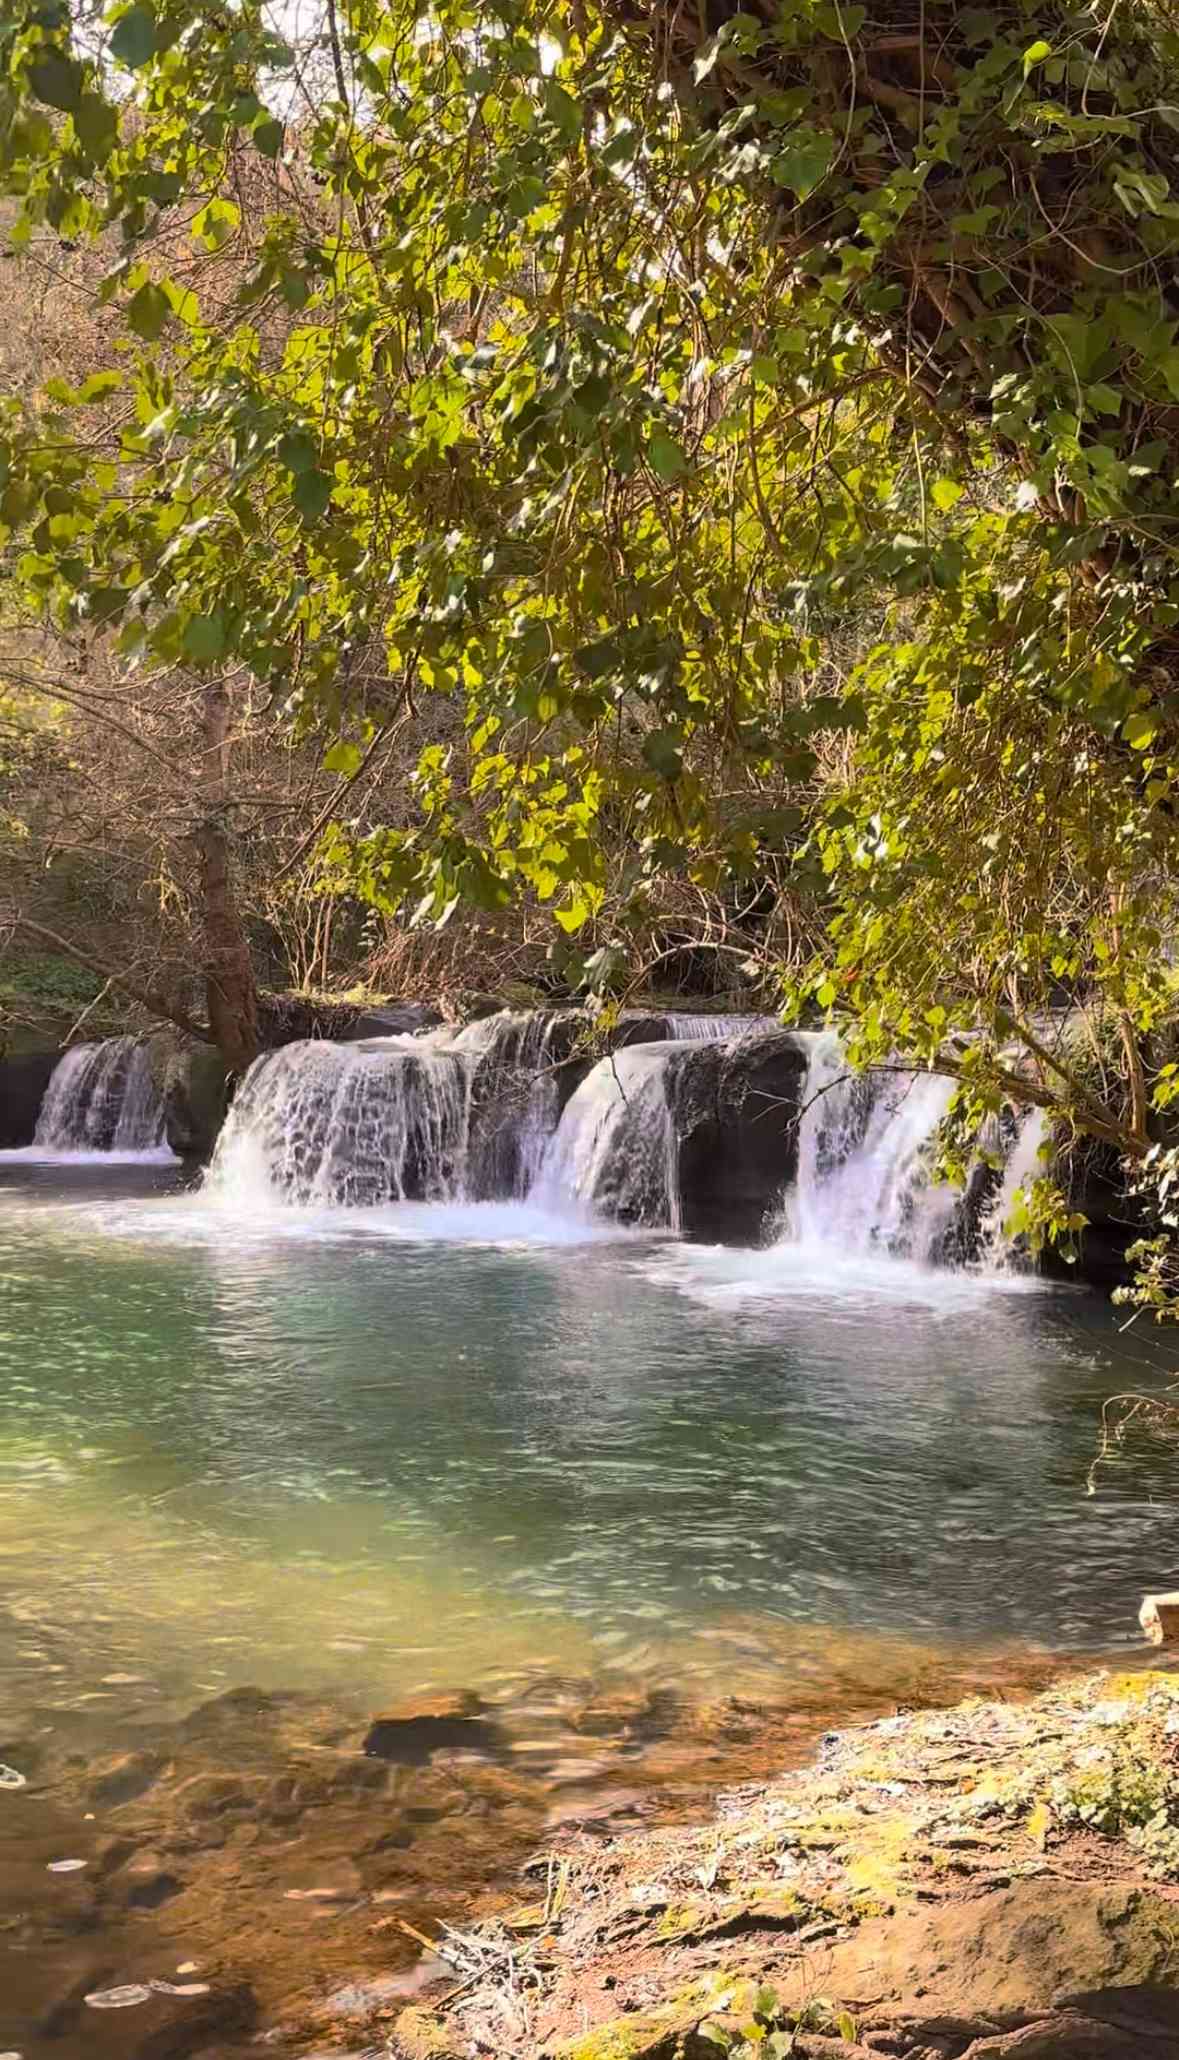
[391,2005,462,2059]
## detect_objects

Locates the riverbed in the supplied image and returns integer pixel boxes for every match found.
[1,1157,1176,2055]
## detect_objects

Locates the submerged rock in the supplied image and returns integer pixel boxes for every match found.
[363,1692,502,1766]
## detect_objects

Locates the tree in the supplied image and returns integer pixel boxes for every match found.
[4,0,1179,1276]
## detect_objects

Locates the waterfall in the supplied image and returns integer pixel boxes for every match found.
[448,1011,577,1198]
[978,1107,1049,1272]
[207,1039,470,1206]
[529,1044,680,1227]
[788,1032,962,1263]
[202,1007,777,1214]
[785,1033,1053,1272]
[665,1013,772,1042]
[32,1038,166,1154]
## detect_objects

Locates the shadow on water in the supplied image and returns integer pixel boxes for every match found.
[0,1158,1177,2054]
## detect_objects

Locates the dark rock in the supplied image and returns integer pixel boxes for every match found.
[668,1029,810,1244]
[115,1853,184,1909]
[1048,1135,1145,1292]
[363,1692,503,1766]
[177,1685,284,1741]
[157,1041,229,1164]
[0,1048,60,1146]
[343,1003,444,1039]
[615,1012,676,1047]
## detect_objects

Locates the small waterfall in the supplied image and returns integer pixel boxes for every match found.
[665,1013,772,1042]
[530,1044,680,1228]
[33,1038,166,1154]
[208,1040,470,1206]
[979,1107,1049,1272]
[789,1032,962,1262]
[449,1011,579,1198]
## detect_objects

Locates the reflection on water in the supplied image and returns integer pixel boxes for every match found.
[1,1158,1178,2054]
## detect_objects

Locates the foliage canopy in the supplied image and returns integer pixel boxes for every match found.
[7,0,1179,1257]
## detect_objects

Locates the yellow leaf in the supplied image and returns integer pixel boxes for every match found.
[1026,1798,1053,1850]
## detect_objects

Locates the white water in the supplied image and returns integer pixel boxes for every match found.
[530,1043,680,1227]
[207,1038,470,1207]
[29,1038,168,1158]
[665,1012,772,1041]
[208,1010,725,1221]
[787,1031,961,1263]
[978,1107,1050,1273]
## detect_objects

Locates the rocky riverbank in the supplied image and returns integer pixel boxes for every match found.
[386,1667,1179,2060]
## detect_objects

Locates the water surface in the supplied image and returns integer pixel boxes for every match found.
[1,1158,1177,2054]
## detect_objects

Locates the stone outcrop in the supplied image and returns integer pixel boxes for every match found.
[152,1038,230,1164]
[667,1030,810,1243]
[0,1049,61,1146]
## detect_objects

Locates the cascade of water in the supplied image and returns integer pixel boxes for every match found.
[788,1033,962,1262]
[665,1012,773,1042]
[207,1039,470,1206]
[33,1038,166,1153]
[529,1043,680,1227]
[978,1107,1049,1273]
[448,1010,576,1196]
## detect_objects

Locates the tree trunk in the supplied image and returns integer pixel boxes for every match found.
[197,676,259,1075]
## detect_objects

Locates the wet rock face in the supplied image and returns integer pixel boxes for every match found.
[668,1032,810,1244]
[0,1049,61,1146]
[342,1004,446,1041]
[157,1041,229,1164]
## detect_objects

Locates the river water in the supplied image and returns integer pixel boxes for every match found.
[1,1156,1177,2055]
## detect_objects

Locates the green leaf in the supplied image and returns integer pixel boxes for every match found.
[109,6,158,69]
[1158,349,1179,402]
[1022,39,1051,74]
[277,429,317,474]
[648,430,687,481]
[28,56,85,113]
[323,739,364,776]
[543,82,581,143]
[642,727,683,780]
[293,468,332,519]
[182,613,226,663]
[574,635,621,679]
[1124,710,1159,750]
[126,282,170,340]
[930,478,964,512]
[78,369,122,402]
[73,92,118,158]
[253,116,284,158]
[770,131,835,201]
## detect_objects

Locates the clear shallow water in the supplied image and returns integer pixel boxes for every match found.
[2,1157,1179,2058]
[1,1156,1177,1711]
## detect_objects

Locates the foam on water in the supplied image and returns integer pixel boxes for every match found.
[43,1181,641,1252]
[644,1236,1054,1316]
